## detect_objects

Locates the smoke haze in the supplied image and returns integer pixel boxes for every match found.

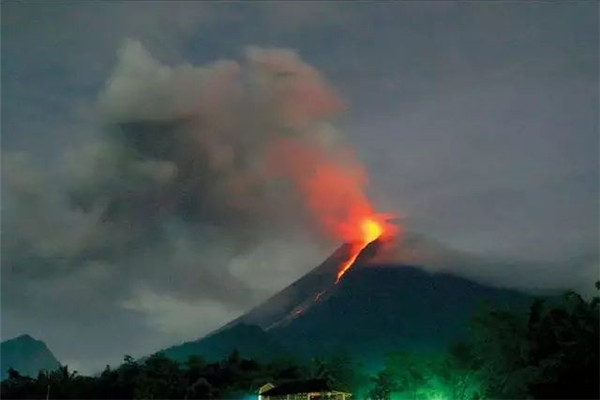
[2,40,381,371]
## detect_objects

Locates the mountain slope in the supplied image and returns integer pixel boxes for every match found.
[158,239,533,364]
[220,243,357,331]
[1,334,61,379]
[161,323,286,363]
[271,264,531,360]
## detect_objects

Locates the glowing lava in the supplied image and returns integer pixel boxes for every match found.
[335,217,384,283]
[361,218,384,243]
[314,290,326,302]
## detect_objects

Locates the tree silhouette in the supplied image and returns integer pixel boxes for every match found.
[471,284,599,399]
[368,371,396,400]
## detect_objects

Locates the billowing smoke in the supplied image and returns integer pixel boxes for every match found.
[2,40,384,362]
[266,138,376,242]
[89,40,381,247]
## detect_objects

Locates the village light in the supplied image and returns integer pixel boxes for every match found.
[429,394,446,400]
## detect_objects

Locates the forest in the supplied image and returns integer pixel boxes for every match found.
[2,285,598,400]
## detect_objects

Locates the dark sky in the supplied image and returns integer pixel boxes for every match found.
[2,2,598,373]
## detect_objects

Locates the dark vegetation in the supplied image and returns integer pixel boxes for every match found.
[1,352,362,400]
[2,285,598,399]
[368,284,599,400]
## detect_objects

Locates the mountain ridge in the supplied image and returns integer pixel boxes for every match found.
[157,240,533,363]
[1,334,61,379]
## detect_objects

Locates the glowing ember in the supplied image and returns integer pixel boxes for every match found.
[314,290,326,302]
[265,136,399,284]
[335,217,385,283]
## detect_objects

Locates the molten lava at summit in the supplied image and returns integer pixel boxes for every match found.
[264,120,400,284]
[335,216,392,283]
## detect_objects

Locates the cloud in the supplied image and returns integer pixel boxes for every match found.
[373,232,599,297]
[2,40,359,369]
[121,287,241,337]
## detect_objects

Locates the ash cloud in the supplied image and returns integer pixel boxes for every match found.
[3,40,354,304]
[2,41,359,368]
[88,40,352,242]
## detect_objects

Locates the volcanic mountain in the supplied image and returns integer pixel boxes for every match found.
[161,237,533,363]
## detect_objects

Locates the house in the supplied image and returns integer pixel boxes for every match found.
[259,379,352,400]
[258,383,275,399]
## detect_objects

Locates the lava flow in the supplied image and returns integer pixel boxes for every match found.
[335,217,385,283]
[264,134,399,284]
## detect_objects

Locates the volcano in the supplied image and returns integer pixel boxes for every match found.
[161,237,532,363]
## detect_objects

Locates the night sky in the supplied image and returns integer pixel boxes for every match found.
[2,2,597,373]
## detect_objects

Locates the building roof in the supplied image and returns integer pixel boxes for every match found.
[259,383,275,394]
[261,379,349,396]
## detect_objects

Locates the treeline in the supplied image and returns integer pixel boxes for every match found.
[2,286,598,399]
[369,286,599,400]
[1,350,364,399]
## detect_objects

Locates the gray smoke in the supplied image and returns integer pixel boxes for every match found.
[1,41,357,369]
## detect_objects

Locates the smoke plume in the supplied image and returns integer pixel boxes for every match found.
[92,40,378,245]
[2,40,384,357]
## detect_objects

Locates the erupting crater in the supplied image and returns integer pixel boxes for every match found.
[335,215,395,283]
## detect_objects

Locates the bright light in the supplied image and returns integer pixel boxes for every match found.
[427,391,447,400]
[335,217,384,283]
[361,218,383,243]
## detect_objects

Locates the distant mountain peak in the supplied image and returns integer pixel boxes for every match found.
[9,334,37,343]
[1,334,61,379]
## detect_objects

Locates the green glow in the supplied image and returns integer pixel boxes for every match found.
[419,388,449,400]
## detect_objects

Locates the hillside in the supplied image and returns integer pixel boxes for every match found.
[157,240,532,363]
[1,334,61,379]
[271,264,531,360]
[161,323,286,363]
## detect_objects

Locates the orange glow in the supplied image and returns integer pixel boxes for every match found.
[264,137,399,284]
[362,218,383,243]
[335,217,386,283]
